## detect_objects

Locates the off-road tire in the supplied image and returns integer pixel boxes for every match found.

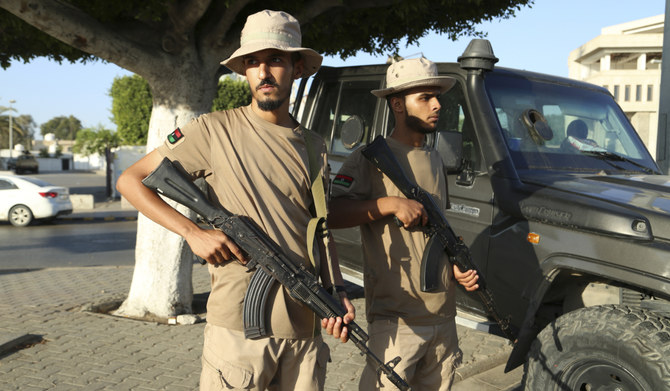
[9,204,33,227]
[524,305,670,391]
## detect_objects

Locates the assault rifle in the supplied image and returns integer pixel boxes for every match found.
[142,157,410,391]
[362,136,515,341]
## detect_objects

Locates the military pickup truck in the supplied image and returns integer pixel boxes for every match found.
[293,39,670,390]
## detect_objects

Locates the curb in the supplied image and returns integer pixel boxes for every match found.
[60,214,138,222]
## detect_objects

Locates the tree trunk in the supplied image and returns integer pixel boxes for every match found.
[113,68,217,320]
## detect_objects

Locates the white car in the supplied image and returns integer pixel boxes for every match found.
[0,175,73,227]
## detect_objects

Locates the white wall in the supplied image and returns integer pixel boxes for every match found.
[112,146,146,198]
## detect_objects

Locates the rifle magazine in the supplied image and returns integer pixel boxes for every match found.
[243,269,276,339]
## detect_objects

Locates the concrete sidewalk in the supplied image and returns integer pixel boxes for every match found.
[0,201,522,390]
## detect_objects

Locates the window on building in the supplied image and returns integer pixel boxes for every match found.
[614,85,620,101]
[648,85,654,101]
[624,85,630,101]
[636,85,642,101]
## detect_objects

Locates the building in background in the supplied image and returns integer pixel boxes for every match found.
[568,14,663,157]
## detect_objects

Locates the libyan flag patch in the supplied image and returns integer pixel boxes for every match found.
[333,174,354,188]
[168,128,184,144]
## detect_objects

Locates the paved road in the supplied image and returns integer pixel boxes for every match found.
[0,218,137,268]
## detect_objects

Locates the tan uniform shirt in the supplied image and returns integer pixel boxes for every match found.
[157,105,327,339]
[331,137,455,325]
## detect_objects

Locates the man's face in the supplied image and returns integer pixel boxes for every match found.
[399,87,442,134]
[243,49,303,112]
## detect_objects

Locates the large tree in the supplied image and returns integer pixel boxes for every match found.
[40,114,82,140]
[0,0,532,320]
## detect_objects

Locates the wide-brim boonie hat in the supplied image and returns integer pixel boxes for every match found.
[221,10,323,77]
[371,57,455,98]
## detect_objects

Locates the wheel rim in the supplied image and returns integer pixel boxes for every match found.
[11,207,30,225]
[563,359,647,391]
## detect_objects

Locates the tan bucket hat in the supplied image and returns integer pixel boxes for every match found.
[371,57,455,98]
[221,10,323,77]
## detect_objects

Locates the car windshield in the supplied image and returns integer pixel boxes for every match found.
[485,72,658,174]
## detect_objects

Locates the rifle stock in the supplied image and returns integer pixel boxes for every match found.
[362,136,515,341]
[142,157,411,390]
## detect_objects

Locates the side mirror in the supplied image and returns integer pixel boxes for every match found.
[435,131,463,173]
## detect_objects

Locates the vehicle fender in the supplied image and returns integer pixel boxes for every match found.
[505,254,670,372]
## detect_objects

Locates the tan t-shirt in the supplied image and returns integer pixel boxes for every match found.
[157,105,327,339]
[331,137,456,325]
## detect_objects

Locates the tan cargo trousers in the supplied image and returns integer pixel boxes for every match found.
[359,318,462,391]
[199,324,330,390]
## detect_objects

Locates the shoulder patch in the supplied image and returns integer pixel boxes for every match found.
[333,174,354,188]
[167,128,184,144]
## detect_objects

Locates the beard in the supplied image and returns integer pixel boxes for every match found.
[405,114,437,134]
[257,98,284,111]
[255,79,287,112]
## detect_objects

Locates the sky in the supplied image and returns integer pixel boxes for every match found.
[0,0,666,136]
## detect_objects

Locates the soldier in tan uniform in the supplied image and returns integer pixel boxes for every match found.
[329,58,479,391]
[117,10,354,391]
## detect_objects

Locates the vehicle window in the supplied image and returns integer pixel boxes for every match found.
[310,81,339,148]
[0,179,18,190]
[310,79,380,155]
[485,72,656,173]
[438,82,481,170]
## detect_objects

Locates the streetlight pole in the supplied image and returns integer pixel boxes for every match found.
[8,99,15,158]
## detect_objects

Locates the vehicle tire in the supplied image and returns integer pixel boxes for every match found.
[524,305,670,391]
[9,204,33,227]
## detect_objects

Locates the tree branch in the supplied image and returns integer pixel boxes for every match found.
[0,0,161,74]
[163,0,211,53]
[198,0,254,65]
[202,0,253,48]
[294,0,343,22]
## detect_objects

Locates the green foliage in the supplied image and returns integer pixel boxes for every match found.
[0,1,169,68]
[38,148,49,158]
[0,108,35,150]
[212,78,252,111]
[72,126,120,156]
[110,74,152,145]
[40,115,82,140]
[300,0,533,58]
[1,1,532,68]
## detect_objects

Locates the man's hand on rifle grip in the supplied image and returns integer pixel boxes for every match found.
[387,196,428,228]
[185,226,248,265]
[453,266,479,292]
[321,292,356,343]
